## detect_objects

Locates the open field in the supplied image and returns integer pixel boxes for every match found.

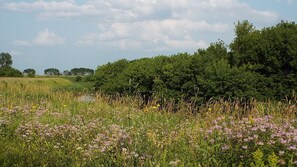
[1,77,297,166]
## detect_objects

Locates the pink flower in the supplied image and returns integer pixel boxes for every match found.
[279,151,285,156]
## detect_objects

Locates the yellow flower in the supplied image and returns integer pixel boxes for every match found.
[249,115,254,124]
[63,104,67,108]
[143,107,149,112]
[208,108,212,111]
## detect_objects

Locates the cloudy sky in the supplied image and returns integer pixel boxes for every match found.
[0,0,296,74]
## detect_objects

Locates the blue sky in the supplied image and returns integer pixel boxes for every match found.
[0,0,296,74]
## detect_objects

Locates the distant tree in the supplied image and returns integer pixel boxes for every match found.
[44,68,60,76]
[63,70,71,76]
[0,52,13,68]
[0,52,23,77]
[0,67,23,77]
[70,68,94,76]
[23,68,36,77]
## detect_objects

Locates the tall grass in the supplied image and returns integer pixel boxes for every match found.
[0,77,296,166]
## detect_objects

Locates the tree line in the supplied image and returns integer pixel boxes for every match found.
[43,68,94,76]
[0,53,94,77]
[94,20,297,104]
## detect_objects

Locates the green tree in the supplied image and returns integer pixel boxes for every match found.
[230,20,297,99]
[44,68,60,76]
[63,70,71,76]
[70,68,94,76]
[0,67,23,77]
[23,68,36,77]
[0,52,23,77]
[94,59,129,94]
[0,52,13,68]
[93,20,297,104]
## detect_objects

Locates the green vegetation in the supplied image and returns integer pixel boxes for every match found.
[44,68,61,76]
[23,68,36,77]
[0,53,23,77]
[1,77,297,166]
[94,21,297,104]
[69,68,94,76]
[1,20,297,166]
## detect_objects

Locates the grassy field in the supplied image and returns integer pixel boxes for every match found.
[0,77,297,166]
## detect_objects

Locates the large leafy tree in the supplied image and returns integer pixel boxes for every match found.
[44,68,60,76]
[94,59,130,94]
[0,52,23,77]
[23,68,36,77]
[229,20,297,98]
[0,52,13,68]
[70,68,94,76]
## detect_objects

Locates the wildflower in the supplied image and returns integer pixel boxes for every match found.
[122,148,128,153]
[288,145,297,150]
[221,144,230,150]
[279,151,285,156]
[169,159,181,167]
[280,139,287,144]
[214,125,222,130]
[76,147,83,150]
[208,108,212,111]
[151,106,157,110]
[242,145,248,150]
[279,159,286,165]
[209,139,214,144]
[267,140,275,145]
[63,104,67,107]
[143,107,149,112]
[249,115,254,124]
[237,133,243,138]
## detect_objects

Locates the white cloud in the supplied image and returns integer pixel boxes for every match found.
[3,1,100,19]
[5,0,280,51]
[3,0,279,22]
[76,19,219,50]
[13,29,65,46]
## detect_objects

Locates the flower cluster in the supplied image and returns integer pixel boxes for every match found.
[85,124,132,159]
[204,115,297,165]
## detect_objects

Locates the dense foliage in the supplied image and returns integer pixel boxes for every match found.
[94,21,297,103]
[70,68,94,76]
[44,68,60,76]
[0,53,23,77]
[23,68,36,77]
[1,78,297,166]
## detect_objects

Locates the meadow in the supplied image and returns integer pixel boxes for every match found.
[1,77,297,166]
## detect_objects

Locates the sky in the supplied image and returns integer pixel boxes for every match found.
[0,0,296,74]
